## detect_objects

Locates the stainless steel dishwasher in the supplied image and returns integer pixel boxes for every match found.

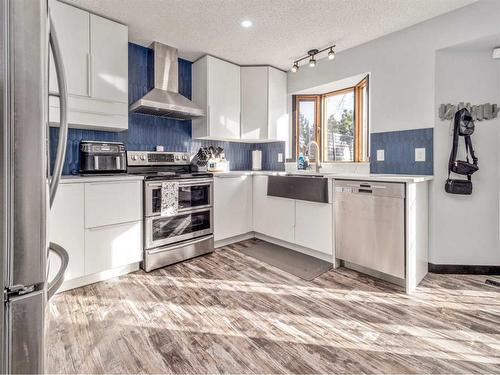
[335,180,405,279]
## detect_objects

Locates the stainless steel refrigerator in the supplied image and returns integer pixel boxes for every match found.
[1,0,69,373]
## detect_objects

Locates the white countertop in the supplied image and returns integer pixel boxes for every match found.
[60,171,432,184]
[213,170,433,183]
[60,174,144,184]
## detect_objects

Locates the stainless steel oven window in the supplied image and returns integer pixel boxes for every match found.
[145,207,213,249]
[145,179,213,217]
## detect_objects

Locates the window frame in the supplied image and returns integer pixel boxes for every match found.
[294,95,322,162]
[322,86,356,163]
[292,76,369,163]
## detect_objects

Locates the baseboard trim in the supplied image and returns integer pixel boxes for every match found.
[56,263,141,293]
[215,232,255,248]
[429,263,500,275]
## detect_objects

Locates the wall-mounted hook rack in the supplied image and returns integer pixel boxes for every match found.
[439,102,499,121]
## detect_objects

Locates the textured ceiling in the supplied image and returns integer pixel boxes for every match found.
[64,0,476,70]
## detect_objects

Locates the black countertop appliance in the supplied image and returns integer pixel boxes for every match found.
[79,140,126,174]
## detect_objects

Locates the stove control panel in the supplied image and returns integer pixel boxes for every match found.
[127,151,191,166]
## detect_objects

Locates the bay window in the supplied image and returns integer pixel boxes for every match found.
[294,76,369,163]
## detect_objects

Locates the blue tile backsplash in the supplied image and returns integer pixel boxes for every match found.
[370,128,433,175]
[50,43,285,175]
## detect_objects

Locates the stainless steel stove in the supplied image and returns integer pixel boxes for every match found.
[127,151,214,272]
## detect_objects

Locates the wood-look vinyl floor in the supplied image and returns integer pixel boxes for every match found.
[47,239,500,374]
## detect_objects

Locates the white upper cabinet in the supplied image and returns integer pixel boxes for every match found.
[49,0,128,131]
[192,56,241,139]
[49,0,89,96]
[241,66,287,141]
[192,57,286,141]
[267,67,288,140]
[90,14,128,103]
[241,67,268,140]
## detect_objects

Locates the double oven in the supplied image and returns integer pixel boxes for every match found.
[144,177,213,249]
[127,150,214,272]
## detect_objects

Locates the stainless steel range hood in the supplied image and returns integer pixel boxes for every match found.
[129,42,205,120]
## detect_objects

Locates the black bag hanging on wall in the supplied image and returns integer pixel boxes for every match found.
[445,108,479,195]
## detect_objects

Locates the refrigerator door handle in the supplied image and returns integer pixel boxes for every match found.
[48,15,68,207]
[47,242,69,299]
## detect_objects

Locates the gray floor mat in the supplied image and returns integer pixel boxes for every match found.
[240,240,332,281]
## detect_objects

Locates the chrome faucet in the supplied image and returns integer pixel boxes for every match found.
[307,141,321,173]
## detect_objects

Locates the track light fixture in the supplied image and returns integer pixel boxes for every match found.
[291,44,336,72]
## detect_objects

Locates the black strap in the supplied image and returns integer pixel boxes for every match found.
[448,109,461,177]
[448,108,478,180]
[464,135,478,166]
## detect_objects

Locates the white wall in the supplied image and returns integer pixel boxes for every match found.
[431,48,500,265]
[287,0,500,134]
[287,0,500,266]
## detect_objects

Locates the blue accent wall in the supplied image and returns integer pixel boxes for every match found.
[50,43,285,175]
[370,128,433,175]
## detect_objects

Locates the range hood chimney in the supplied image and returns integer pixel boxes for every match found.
[129,42,205,120]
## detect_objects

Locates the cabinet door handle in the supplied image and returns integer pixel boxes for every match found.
[207,105,211,130]
[87,53,91,97]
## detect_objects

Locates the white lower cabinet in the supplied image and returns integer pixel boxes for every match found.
[49,183,85,282]
[85,221,142,275]
[251,175,333,257]
[49,178,143,290]
[253,175,295,243]
[214,176,253,241]
[294,200,333,255]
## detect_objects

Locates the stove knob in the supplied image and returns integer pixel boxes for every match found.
[140,154,147,161]
[175,155,181,161]
[131,154,138,161]
[182,154,188,161]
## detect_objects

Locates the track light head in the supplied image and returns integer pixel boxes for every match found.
[309,56,316,67]
[291,62,299,73]
[328,48,335,60]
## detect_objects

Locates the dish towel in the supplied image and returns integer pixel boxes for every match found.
[161,181,179,217]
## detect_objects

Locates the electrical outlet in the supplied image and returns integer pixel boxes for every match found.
[278,153,283,162]
[376,149,385,161]
[415,148,426,162]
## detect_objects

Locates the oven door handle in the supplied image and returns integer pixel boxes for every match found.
[146,179,213,188]
[149,206,213,217]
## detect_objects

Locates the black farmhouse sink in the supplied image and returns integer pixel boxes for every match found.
[267,175,329,203]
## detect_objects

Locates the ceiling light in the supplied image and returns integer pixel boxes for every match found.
[241,20,252,28]
[291,44,335,72]
[328,48,335,60]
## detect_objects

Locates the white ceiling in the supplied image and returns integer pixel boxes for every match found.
[65,0,476,70]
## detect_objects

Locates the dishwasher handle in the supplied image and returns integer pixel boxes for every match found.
[358,188,373,194]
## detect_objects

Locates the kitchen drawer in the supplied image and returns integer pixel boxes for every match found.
[85,220,143,275]
[85,181,142,228]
